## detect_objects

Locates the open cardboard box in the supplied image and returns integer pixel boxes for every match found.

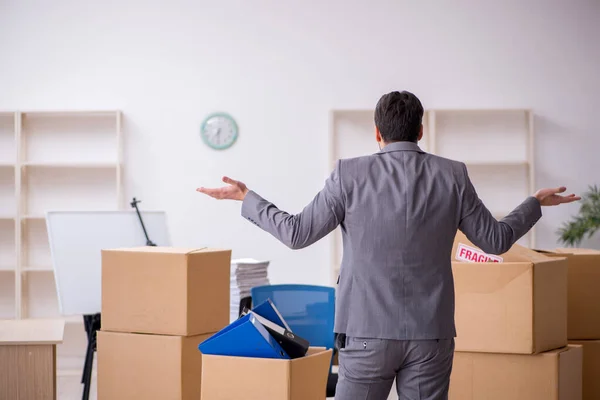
[201,347,332,400]
[452,232,568,354]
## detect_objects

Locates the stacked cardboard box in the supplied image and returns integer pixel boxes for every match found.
[540,248,600,400]
[97,247,231,400]
[449,233,582,400]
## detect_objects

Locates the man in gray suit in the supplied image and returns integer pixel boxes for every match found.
[198,91,579,400]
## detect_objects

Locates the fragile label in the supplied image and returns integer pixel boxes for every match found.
[456,243,503,263]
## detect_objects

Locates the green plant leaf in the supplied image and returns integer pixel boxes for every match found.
[557,185,600,246]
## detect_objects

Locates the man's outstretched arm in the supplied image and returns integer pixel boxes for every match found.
[197,161,345,250]
[458,163,580,254]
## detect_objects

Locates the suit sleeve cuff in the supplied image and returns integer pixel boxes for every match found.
[241,190,262,221]
[524,196,543,222]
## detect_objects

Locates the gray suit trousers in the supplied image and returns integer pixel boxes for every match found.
[335,337,455,400]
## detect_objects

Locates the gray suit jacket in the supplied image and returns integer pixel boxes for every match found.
[241,141,542,340]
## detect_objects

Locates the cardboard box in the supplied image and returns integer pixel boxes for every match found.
[452,233,568,354]
[97,330,212,400]
[102,247,231,336]
[554,249,600,339]
[201,347,332,400]
[450,345,583,400]
[569,340,600,400]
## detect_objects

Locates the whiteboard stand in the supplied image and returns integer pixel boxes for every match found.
[81,313,101,400]
[130,197,157,246]
[46,210,171,400]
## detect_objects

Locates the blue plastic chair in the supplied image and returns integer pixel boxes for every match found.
[251,284,338,396]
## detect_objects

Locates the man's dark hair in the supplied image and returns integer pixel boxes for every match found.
[374,91,424,143]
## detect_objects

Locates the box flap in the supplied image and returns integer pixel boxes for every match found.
[187,247,232,255]
[290,348,332,400]
[558,345,583,400]
[532,259,568,354]
[201,354,291,399]
[453,262,536,354]
[536,345,575,357]
[102,246,227,254]
[304,346,328,357]
[555,248,600,255]
[184,248,208,254]
[0,319,65,344]
[453,232,553,263]
[532,249,560,255]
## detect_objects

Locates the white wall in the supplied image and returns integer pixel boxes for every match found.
[1,0,599,286]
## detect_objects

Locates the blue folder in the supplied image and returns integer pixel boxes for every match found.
[251,299,291,331]
[199,313,290,359]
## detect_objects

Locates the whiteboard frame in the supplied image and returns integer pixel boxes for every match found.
[46,210,171,316]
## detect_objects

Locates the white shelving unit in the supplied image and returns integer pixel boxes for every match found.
[430,109,535,248]
[0,110,123,374]
[328,108,534,284]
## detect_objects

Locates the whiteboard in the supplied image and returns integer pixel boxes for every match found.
[46,211,171,316]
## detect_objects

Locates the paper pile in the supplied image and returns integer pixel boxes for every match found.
[230,258,270,322]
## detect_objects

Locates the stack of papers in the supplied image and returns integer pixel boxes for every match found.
[230,258,270,322]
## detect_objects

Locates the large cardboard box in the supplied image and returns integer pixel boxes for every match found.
[98,330,212,400]
[201,348,332,400]
[570,340,600,400]
[554,248,600,339]
[450,345,583,400]
[452,233,568,354]
[102,247,231,336]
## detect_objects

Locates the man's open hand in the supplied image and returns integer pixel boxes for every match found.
[197,177,249,201]
[534,187,581,206]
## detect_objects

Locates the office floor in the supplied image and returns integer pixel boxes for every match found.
[57,368,397,400]
[58,371,97,400]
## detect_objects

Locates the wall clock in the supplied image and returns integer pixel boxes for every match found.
[200,112,239,150]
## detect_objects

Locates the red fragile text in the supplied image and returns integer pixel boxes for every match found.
[455,243,503,263]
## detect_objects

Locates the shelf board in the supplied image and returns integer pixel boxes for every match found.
[22,161,118,169]
[22,266,54,272]
[0,266,15,272]
[21,110,119,117]
[0,163,15,168]
[332,109,374,114]
[21,215,46,221]
[464,161,529,167]
[0,215,15,220]
[431,108,531,114]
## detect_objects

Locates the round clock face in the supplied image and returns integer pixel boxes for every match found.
[200,113,238,150]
